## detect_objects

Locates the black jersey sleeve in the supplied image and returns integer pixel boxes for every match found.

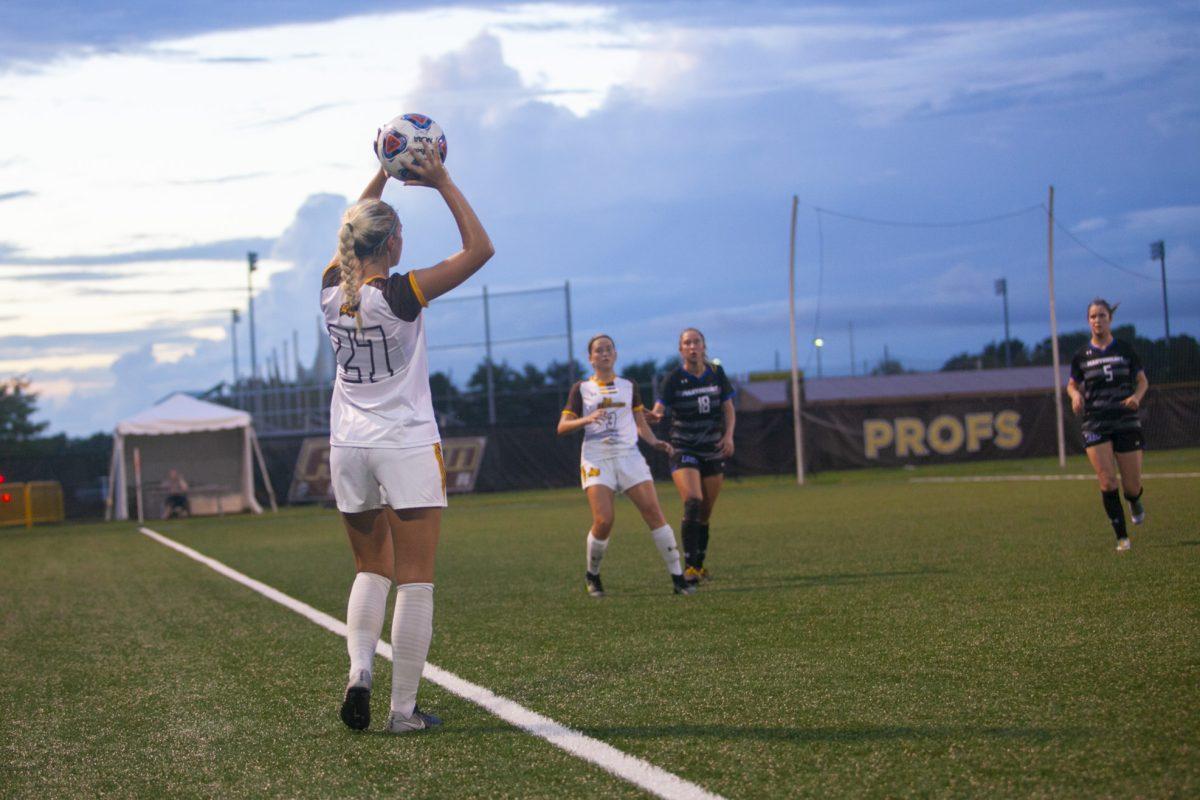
[380,272,427,322]
[658,369,678,408]
[716,364,736,402]
[321,258,341,290]
[1125,342,1144,375]
[562,381,583,418]
[1069,350,1085,385]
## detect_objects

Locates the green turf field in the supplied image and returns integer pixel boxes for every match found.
[2,450,1198,798]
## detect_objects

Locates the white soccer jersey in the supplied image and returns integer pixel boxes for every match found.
[321,263,440,448]
[562,376,645,460]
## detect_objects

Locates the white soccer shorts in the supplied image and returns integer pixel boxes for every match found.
[330,444,448,513]
[580,450,653,493]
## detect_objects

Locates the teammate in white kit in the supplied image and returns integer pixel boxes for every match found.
[557,334,694,597]
[327,146,493,733]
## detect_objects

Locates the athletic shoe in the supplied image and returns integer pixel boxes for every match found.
[1130,498,1146,525]
[1116,537,1131,552]
[585,571,606,598]
[384,706,443,734]
[340,669,372,731]
[683,566,701,586]
[697,567,712,583]
[672,573,696,595]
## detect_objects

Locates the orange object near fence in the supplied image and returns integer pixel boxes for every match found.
[0,481,66,528]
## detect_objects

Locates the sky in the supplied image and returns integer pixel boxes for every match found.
[1,0,1197,436]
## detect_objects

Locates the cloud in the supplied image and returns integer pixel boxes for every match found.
[0,190,34,202]
[167,171,273,186]
[0,237,275,266]
[1121,205,1200,232]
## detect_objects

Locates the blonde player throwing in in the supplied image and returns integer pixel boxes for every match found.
[557,334,694,597]
[327,146,493,733]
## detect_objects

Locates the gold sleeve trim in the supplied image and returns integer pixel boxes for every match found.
[409,272,429,308]
[322,259,338,277]
[561,410,578,418]
[632,404,645,412]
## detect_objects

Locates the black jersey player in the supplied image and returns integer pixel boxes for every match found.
[647,328,736,584]
[1066,299,1149,552]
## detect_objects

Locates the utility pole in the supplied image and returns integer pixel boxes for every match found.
[230,309,240,386]
[787,195,805,485]
[564,280,575,385]
[1046,186,1066,468]
[848,321,856,376]
[995,278,1011,368]
[247,251,259,381]
[1151,240,1170,378]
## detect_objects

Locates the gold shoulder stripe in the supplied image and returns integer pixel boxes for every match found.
[322,259,339,277]
[409,272,429,307]
[561,410,578,418]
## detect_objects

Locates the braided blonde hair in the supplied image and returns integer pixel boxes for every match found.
[337,199,400,329]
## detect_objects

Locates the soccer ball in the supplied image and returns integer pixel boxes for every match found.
[374,113,447,181]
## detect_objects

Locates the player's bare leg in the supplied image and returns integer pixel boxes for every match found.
[340,509,395,730]
[384,506,442,732]
[1086,443,1129,550]
[1115,449,1146,525]
[626,480,690,594]
[583,486,615,596]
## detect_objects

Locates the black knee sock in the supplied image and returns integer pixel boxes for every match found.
[680,520,701,568]
[1102,490,1127,539]
[697,523,710,567]
[1124,487,1143,504]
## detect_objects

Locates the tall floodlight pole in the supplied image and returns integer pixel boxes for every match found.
[787,195,805,485]
[848,321,856,376]
[1046,187,1066,468]
[1151,240,1170,378]
[814,338,824,378]
[247,251,259,381]
[230,309,241,386]
[995,278,1011,368]
[483,285,496,425]
[564,280,575,383]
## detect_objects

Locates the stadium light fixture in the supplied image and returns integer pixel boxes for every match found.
[813,338,824,378]
[1150,240,1170,377]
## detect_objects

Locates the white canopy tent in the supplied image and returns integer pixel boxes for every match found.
[105,393,277,521]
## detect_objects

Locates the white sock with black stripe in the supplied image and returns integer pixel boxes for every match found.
[586,530,608,574]
[650,524,683,576]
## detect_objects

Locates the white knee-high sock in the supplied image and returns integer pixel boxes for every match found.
[346,571,391,683]
[650,524,683,576]
[586,530,609,574]
[390,582,434,718]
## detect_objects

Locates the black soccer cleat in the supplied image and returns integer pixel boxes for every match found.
[340,670,372,731]
[672,573,695,595]
[585,571,606,598]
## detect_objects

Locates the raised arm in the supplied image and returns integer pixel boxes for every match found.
[359,168,388,201]
[635,410,672,456]
[404,145,495,302]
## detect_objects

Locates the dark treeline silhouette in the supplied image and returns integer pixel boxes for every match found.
[942,325,1200,383]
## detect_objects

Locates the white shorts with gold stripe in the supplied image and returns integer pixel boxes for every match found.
[330,444,448,512]
[579,450,653,493]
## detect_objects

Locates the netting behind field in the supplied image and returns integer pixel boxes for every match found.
[795,195,1199,382]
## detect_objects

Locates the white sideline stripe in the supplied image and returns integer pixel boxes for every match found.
[909,471,1200,484]
[138,527,725,800]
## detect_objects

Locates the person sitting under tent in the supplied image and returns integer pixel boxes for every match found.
[161,469,190,519]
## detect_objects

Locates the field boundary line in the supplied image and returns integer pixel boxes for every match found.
[138,526,725,800]
[909,471,1200,484]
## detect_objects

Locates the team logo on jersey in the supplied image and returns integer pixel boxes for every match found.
[403,113,433,130]
[339,301,360,318]
[381,131,408,158]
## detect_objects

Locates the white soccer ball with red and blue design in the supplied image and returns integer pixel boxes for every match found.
[374,113,448,181]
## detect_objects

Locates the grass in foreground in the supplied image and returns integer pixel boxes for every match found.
[2,451,1198,798]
